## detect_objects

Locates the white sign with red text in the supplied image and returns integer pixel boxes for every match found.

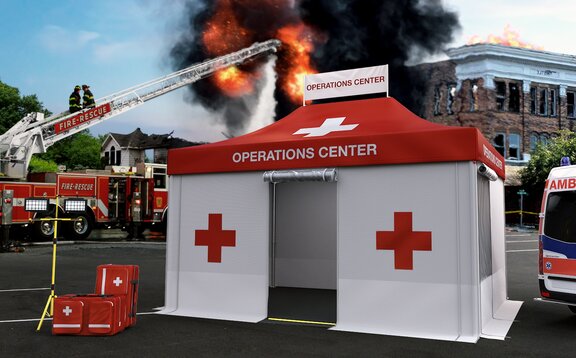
[304,65,388,102]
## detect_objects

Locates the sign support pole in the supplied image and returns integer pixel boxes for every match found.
[36,196,72,331]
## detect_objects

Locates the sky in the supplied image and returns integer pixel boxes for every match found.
[0,0,575,143]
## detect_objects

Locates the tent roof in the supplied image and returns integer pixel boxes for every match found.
[168,97,505,179]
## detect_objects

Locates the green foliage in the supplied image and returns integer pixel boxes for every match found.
[28,156,59,173]
[0,81,103,172]
[521,130,576,191]
[38,131,104,170]
[0,81,51,133]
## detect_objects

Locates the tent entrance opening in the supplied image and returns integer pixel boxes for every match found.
[268,181,337,324]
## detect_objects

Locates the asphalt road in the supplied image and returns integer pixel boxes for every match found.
[0,229,575,357]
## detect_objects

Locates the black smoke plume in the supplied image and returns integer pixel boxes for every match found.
[169,0,459,134]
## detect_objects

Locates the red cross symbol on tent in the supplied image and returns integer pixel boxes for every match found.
[293,117,359,137]
[376,212,432,270]
[195,213,236,263]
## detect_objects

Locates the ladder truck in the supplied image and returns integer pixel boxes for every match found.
[0,40,281,244]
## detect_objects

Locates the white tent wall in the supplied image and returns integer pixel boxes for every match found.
[273,181,337,289]
[162,172,269,322]
[333,162,482,342]
[479,178,523,339]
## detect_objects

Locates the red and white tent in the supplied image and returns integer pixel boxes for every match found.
[163,97,521,342]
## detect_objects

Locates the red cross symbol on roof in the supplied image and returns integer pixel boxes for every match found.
[376,212,432,270]
[195,213,236,263]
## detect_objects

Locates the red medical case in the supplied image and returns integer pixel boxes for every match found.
[52,294,124,336]
[95,264,139,327]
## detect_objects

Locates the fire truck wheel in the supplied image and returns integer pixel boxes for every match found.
[33,220,55,241]
[67,214,94,240]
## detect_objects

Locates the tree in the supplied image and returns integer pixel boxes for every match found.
[28,156,59,173]
[521,130,576,192]
[0,81,51,133]
[38,131,105,170]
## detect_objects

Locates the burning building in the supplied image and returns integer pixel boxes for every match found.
[417,41,576,165]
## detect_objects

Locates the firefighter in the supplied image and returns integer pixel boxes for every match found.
[69,85,82,113]
[82,84,95,109]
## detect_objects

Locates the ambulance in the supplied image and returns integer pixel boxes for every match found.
[538,157,576,313]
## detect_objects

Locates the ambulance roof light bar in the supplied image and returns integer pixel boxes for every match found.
[263,168,338,183]
[561,156,571,166]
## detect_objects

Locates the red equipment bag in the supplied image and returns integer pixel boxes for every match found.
[95,264,139,327]
[52,294,124,336]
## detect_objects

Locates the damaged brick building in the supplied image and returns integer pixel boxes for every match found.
[417,43,576,164]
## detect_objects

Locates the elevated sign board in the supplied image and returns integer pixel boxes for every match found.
[303,65,388,103]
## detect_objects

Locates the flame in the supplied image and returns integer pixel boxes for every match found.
[202,0,251,55]
[214,66,255,97]
[200,0,320,102]
[467,25,543,50]
[276,23,318,103]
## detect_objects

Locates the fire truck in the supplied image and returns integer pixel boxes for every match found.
[0,40,281,243]
[1,167,166,241]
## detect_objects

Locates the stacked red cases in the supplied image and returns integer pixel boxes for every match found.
[95,264,140,327]
[52,294,124,336]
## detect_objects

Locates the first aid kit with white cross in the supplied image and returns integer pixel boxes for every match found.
[51,264,139,336]
[52,294,125,336]
[95,264,140,327]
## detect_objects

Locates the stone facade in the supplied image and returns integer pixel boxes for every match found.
[416,44,576,162]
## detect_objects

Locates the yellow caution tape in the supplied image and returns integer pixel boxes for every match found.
[267,317,335,326]
[505,210,539,215]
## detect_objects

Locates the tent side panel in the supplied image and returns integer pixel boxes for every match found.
[334,163,479,342]
[479,178,523,339]
[163,175,183,313]
[165,172,269,322]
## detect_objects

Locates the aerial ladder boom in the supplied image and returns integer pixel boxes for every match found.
[0,39,281,178]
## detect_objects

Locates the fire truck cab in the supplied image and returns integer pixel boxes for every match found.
[538,161,576,313]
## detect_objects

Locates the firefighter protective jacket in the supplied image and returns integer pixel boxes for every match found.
[69,91,82,113]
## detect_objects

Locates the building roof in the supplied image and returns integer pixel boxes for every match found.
[105,128,200,150]
[168,97,505,178]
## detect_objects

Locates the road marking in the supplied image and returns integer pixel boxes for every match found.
[0,318,52,324]
[506,240,538,243]
[0,287,50,293]
[0,311,158,324]
[506,249,538,253]
[506,234,531,237]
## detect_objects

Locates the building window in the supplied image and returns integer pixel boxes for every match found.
[530,87,537,114]
[495,81,506,111]
[568,91,575,118]
[433,86,442,115]
[469,81,478,112]
[447,84,456,115]
[116,151,122,166]
[539,88,548,115]
[508,82,520,113]
[493,133,506,157]
[109,146,116,165]
[508,133,520,159]
[550,89,557,116]
[530,133,539,152]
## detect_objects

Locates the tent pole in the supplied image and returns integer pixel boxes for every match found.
[270,183,277,288]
